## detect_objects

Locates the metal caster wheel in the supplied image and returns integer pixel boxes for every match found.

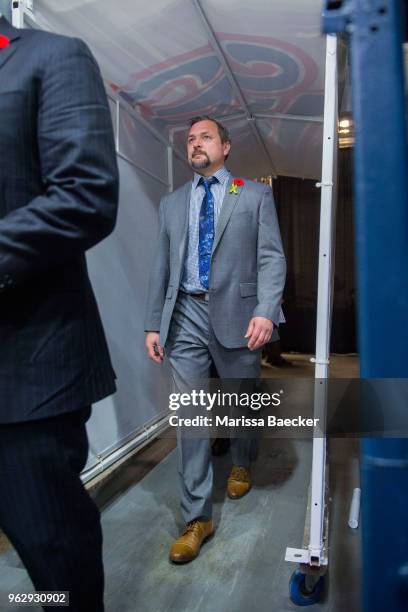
[289,569,325,606]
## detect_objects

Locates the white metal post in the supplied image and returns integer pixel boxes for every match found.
[11,0,24,27]
[11,0,33,27]
[167,130,174,193]
[115,98,120,154]
[286,33,338,568]
[309,33,338,564]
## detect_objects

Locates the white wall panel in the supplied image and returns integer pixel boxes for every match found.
[118,106,168,184]
[85,156,171,469]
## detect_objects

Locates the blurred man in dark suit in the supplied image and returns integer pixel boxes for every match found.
[0,15,118,611]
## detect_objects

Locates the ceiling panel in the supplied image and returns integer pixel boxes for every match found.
[34,0,328,179]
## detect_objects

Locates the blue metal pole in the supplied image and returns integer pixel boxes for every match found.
[323,1,408,610]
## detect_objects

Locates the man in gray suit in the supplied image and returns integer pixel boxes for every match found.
[145,116,285,563]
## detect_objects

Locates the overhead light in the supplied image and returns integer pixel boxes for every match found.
[338,113,354,149]
[255,175,273,186]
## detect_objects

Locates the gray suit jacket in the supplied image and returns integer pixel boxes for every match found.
[144,176,286,348]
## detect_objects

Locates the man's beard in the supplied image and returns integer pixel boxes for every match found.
[190,152,211,169]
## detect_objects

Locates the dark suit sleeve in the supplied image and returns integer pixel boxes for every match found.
[0,36,119,290]
[144,195,170,332]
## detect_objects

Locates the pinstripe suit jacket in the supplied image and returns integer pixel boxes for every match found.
[0,17,119,423]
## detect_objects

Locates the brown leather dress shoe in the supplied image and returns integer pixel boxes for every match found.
[227,465,251,499]
[169,519,214,563]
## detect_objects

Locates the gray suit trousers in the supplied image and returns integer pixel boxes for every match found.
[166,292,261,522]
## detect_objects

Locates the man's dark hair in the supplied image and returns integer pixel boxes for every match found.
[190,115,231,159]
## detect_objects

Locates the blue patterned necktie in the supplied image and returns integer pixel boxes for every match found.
[198,176,218,290]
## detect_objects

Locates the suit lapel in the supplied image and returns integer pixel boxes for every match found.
[177,182,192,266]
[0,17,20,70]
[212,177,245,254]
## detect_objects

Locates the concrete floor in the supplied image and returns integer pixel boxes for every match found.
[0,355,361,612]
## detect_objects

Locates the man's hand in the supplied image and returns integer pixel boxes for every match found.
[145,332,164,364]
[245,317,274,351]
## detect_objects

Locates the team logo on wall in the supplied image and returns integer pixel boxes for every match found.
[110,33,321,131]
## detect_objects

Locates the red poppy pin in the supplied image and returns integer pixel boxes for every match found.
[229,177,245,194]
[0,35,11,50]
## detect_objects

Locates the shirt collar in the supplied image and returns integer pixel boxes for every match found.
[193,166,230,189]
